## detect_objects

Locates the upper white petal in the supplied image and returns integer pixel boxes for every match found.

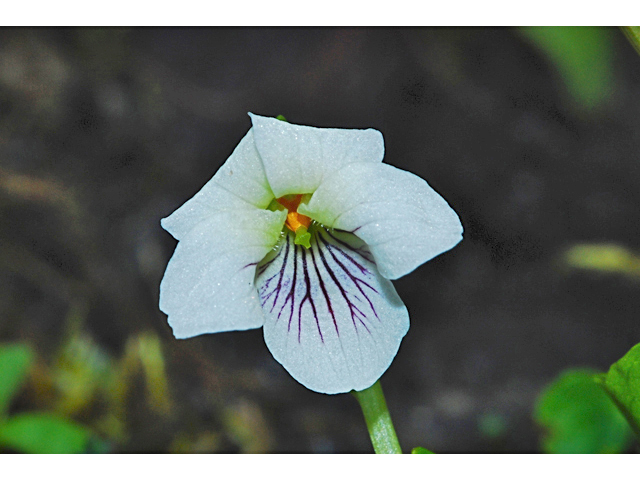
[256,228,409,394]
[249,113,384,198]
[299,163,463,280]
[161,128,275,241]
[160,207,287,339]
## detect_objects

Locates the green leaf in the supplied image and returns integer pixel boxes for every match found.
[519,27,614,111]
[620,27,640,57]
[597,343,640,438]
[275,114,288,122]
[534,369,633,453]
[411,446,435,454]
[0,343,34,416]
[0,412,91,453]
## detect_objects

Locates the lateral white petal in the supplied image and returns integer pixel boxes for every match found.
[160,208,287,339]
[256,228,409,394]
[249,113,384,198]
[161,129,275,241]
[299,163,463,280]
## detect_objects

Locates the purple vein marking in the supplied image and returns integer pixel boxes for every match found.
[258,236,290,313]
[318,231,380,322]
[324,239,372,277]
[326,229,375,264]
[256,226,380,342]
[299,247,323,343]
[278,239,298,333]
[315,232,372,335]
[309,238,340,338]
[325,242,379,296]
[257,245,283,275]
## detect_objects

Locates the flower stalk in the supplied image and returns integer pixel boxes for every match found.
[353,380,402,454]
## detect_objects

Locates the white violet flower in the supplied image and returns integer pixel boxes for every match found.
[159,113,463,394]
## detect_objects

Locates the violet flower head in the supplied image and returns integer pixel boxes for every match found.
[159,113,462,394]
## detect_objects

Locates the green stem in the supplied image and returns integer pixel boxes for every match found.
[353,380,402,454]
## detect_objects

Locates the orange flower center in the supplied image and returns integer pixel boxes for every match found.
[276,194,312,233]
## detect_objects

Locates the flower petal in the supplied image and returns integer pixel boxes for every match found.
[299,163,463,280]
[160,208,287,339]
[161,129,275,241]
[256,227,409,394]
[249,113,384,198]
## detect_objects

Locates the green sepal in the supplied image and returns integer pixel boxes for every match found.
[276,115,288,122]
[266,198,285,212]
[294,226,311,249]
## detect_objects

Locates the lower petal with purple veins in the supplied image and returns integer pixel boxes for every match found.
[256,226,410,394]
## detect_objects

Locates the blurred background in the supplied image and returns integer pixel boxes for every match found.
[1,27,640,453]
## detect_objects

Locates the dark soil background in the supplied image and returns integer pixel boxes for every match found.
[1,27,640,453]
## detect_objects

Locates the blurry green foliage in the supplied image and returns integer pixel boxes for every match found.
[36,315,172,448]
[0,327,173,453]
[564,243,640,278]
[411,446,435,454]
[534,369,633,453]
[48,303,113,417]
[477,412,508,440]
[0,342,97,453]
[50,302,172,444]
[53,333,113,416]
[0,343,34,417]
[0,333,173,453]
[596,343,640,438]
[620,27,640,56]
[222,399,273,453]
[519,27,614,111]
[170,431,221,453]
[136,332,172,415]
[0,412,90,454]
[110,331,173,421]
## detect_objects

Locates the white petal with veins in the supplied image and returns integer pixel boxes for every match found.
[160,208,287,339]
[256,227,409,394]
